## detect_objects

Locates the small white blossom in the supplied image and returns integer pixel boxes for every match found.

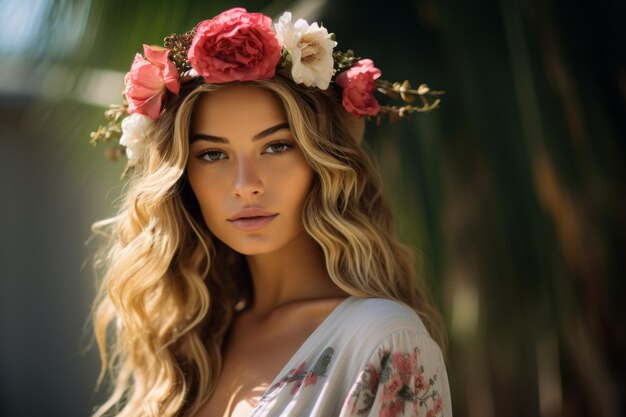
[120,113,152,162]
[417,83,430,95]
[274,12,337,90]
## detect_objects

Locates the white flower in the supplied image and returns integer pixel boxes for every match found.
[274,12,337,90]
[120,113,152,162]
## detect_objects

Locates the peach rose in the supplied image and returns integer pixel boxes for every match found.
[188,7,281,83]
[124,44,180,120]
[335,59,382,117]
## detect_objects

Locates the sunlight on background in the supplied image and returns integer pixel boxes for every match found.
[0,0,51,55]
[0,0,123,106]
[0,0,91,58]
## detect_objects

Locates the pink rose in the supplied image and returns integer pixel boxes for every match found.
[290,379,303,395]
[291,362,307,378]
[432,397,443,414]
[303,373,318,387]
[335,59,382,117]
[391,351,418,374]
[124,44,180,120]
[382,374,403,401]
[414,372,427,393]
[188,7,281,83]
[381,398,404,417]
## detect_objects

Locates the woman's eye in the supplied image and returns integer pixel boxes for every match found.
[265,141,294,154]
[199,150,226,163]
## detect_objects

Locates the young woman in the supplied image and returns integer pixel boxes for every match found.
[90,7,451,417]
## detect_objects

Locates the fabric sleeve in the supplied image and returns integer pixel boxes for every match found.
[339,328,452,417]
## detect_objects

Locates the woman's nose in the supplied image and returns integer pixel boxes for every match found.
[232,157,264,198]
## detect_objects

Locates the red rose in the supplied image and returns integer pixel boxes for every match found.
[124,44,180,120]
[188,7,282,83]
[335,59,382,117]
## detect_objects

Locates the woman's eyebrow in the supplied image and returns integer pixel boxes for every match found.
[189,122,290,144]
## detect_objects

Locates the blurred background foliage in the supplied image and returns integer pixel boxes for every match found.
[0,0,624,416]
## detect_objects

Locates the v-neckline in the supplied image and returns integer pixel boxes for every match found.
[249,295,356,415]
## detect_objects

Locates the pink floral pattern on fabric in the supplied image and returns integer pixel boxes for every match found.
[347,348,444,417]
[261,347,334,400]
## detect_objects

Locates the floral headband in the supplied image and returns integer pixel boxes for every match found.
[90,7,443,177]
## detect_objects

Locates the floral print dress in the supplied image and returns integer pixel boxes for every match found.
[249,296,452,417]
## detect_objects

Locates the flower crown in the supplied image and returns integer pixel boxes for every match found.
[90,7,443,177]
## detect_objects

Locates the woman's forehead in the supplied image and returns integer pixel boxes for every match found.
[191,85,289,137]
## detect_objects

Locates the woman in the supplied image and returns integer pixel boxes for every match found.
[90,7,451,417]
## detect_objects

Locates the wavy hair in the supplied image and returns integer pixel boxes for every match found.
[89,71,445,417]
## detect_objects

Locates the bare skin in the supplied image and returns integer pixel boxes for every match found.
[186,85,349,417]
[198,296,347,417]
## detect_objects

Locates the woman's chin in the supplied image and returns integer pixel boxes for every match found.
[226,239,280,256]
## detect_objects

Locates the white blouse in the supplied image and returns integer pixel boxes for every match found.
[249,296,452,417]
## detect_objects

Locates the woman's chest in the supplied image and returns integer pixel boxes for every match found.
[197,349,286,417]
[193,321,319,417]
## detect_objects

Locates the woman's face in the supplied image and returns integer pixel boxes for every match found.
[186,84,314,255]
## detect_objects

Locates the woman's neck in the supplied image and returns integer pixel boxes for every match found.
[244,232,347,317]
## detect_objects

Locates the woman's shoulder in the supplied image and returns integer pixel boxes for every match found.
[336,296,431,344]
[335,297,452,417]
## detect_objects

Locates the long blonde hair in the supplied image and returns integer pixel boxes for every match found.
[90,71,445,417]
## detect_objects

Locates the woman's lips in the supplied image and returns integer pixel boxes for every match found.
[227,214,278,231]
